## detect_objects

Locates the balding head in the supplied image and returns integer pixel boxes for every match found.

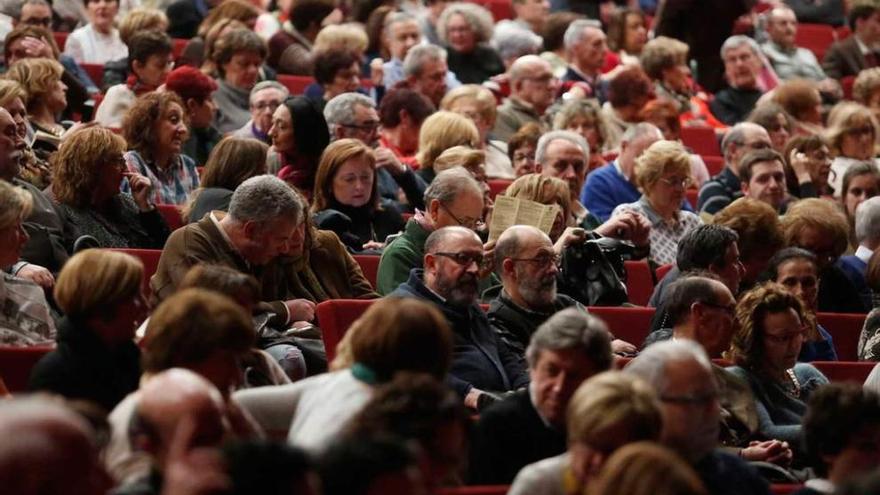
[509,54,557,113]
[495,225,559,309]
[721,122,772,175]
[766,6,798,48]
[423,226,483,306]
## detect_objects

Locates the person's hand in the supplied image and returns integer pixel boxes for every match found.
[370,57,384,87]
[595,211,651,247]
[788,149,816,185]
[362,240,385,251]
[553,227,587,255]
[374,148,406,176]
[126,172,154,212]
[284,299,316,322]
[741,440,793,467]
[16,264,54,289]
[19,36,53,59]
[479,240,495,279]
[611,339,637,356]
[817,78,842,99]
[60,121,97,142]
[160,415,230,495]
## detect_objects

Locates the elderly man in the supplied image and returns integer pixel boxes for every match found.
[324,92,427,211]
[233,81,290,143]
[762,6,837,90]
[152,175,314,328]
[823,3,880,80]
[469,308,611,484]
[491,22,543,69]
[376,167,484,294]
[389,226,530,408]
[738,149,788,213]
[710,36,765,126]
[698,122,773,215]
[383,12,461,90]
[493,55,557,141]
[561,20,606,95]
[840,196,880,306]
[400,44,458,107]
[580,123,663,222]
[625,340,771,495]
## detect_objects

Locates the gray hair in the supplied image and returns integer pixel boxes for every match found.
[525,308,613,370]
[720,122,763,159]
[383,11,418,34]
[535,130,589,165]
[437,2,494,45]
[492,22,543,62]
[563,19,603,51]
[423,166,483,204]
[228,175,302,226]
[324,92,375,134]
[856,196,880,245]
[720,34,761,59]
[624,339,711,393]
[621,122,663,145]
[403,44,447,78]
[2,0,50,20]
[248,80,289,105]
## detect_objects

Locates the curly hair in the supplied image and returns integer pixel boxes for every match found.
[122,91,189,161]
[634,139,691,191]
[0,79,27,107]
[0,179,32,230]
[781,197,850,261]
[211,28,267,78]
[552,98,609,148]
[437,2,494,45]
[771,79,821,122]
[4,57,63,110]
[52,127,127,208]
[639,36,688,81]
[728,282,808,369]
[314,23,370,55]
[712,197,784,263]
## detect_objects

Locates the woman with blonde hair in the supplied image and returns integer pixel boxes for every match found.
[313,23,369,59]
[589,442,707,495]
[503,173,572,243]
[441,84,513,179]
[52,127,169,250]
[415,110,480,183]
[612,140,703,265]
[311,138,405,252]
[825,102,880,195]
[184,137,269,222]
[5,58,68,149]
[0,79,49,188]
[509,371,663,495]
[29,249,146,412]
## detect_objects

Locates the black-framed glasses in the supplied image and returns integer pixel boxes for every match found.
[659,176,693,189]
[434,251,484,267]
[510,253,560,268]
[440,203,484,230]
[341,121,380,132]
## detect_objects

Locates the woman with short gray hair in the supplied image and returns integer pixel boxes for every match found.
[437,2,505,84]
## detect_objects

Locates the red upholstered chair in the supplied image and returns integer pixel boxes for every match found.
[80,63,104,87]
[156,203,185,231]
[487,179,512,200]
[315,299,376,361]
[172,38,188,61]
[770,484,804,495]
[816,312,866,361]
[681,127,721,157]
[53,31,68,51]
[841,75,856,100]
[108,248,162,299]
[656,263,674,281]
[702,155,725,176]
[811,361,876,383]
[587,306,655,347]
[0,345,53,392]
[624,260,654,306]
[352,255,380,289]
[436,486,509,495]
[278,75,315,95]
[795,23,836,61]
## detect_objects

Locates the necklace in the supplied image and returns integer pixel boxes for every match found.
[785,368,801,398]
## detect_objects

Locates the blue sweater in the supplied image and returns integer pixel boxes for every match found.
[581,161,695,222]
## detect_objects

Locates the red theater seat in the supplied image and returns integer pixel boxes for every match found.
[0,345,53,392]
[436,487,509,495]
[816,312,866,361]
[588,306,655,347]
[109,248,162,299]
[681,127,721,157]
[487,179,512,200]
[795,23,836,61]
[53,31,68,50]
[315,299,375,361]
[278,75,315,95]
[812,361,875,383]
[156,203,185,231]
[624,260,654,306]
[352,255,380,289]
[771,484,803,495]
[81,63,104,87]
[702,155,724,176]
[656,263,674,281]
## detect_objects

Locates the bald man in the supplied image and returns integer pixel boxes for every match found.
[493,55,557,141]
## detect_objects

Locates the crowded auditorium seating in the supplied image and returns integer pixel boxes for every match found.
[680,127,721,157]
[794,23,837,61]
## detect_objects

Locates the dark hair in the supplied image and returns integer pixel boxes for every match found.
[127,30,172,71]
[164,65,218,102]
[224,441,313,495]
[676,225,739,272]
[738,148,784,184]
[365,5,394,56]
[378,88,435,127]
[782,135,828,197]
[282,95,331,161]
[747,103,793,134]
[290,0,336,31]
[507,122,543,161]
[804,383,880,477]
[606,8,644,53]
[849,3,878,31]
[608,67,653,109]
[763,247,818,282]
[318,435,418,495]
[313,49,358,86]
[542,12,584,52]
[664,272,724,327]
[841,161,880,205]
[713,197,784,264]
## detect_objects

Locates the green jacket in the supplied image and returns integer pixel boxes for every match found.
[376,219,429,295]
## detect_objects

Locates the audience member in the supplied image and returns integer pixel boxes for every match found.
[748,103,794,153]
[63,0,126,64]
[589,442,708,495]
[539,12,582,78]
[175,0,259,68]
[551,99,610,172]
[432,147,491,216]
[101,8,170,88]
[712,197,785,290]
[164,66,220,166]
[822,2,880,80]
[400,43,455,107]
[307,48,361,106]
[267,95,331,195]
[416,110,479,182]
[493,54,556,141]
[561,19,606,98]
[267,0,336,75]
[762,6,837,95]
[318,435,427,495]
[0,80,50,189]
[470,308,613,484]
[441,84,513,179]
[232,80,289,143]
[840,162,880,249]
[782,135,833,198]
[5,57,69,152]
[509,0,548,34]
[382,12,459,90]
[853,67,880,119]
[500,174,571,243]
[212,28,268,134]
[376,87,435,175]
[771,79,824,135]
[698,122,773,215]
[491,21,543,71]
[437,3,503,84]
[841,196,880,310]
[29,249,144,411]
[607,8,647,67]
[738,149,788,213]
[602,67,655,149]
[711,36,765,126]
[640,100,712,188]
[533,130,598,229]
[508,122,541,177]
[826,102,879,196]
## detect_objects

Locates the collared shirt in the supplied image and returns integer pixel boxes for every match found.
[856,244,874,264]
[123,150,200,206]
[612,196,703,265]
[382,57,462,90]
[761,40,826,81]
[803,479,835,494]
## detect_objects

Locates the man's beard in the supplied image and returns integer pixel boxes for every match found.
[436,272,479,307]
[517,268,557,309]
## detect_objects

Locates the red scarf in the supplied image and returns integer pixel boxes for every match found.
[125,74,159,96]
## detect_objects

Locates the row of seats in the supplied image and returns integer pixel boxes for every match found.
[435,483,806,495]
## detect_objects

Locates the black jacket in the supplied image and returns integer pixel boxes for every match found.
[29,317,141,412]
[313,201,406,252]
[468,389,566,484]
[487,290,581,359]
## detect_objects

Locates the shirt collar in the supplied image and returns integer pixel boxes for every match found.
[637,195,680,226]
[804,479,835,494]
[210,212,248,267]
[856,244,874,264]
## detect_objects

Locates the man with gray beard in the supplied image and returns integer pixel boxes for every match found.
[488,225,636,360]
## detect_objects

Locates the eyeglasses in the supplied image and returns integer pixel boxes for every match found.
[22,17,51,27]
[510,253,560,268]
[440,203,484,230]
[252,100,282,112]
[659,176,693,189]
[341,121,380,132]
[434,251,484,267]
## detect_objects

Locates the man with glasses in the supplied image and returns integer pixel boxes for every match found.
[625,340,771,495]
[233,81,289,143]
[389,226,530,410]
[698,122,773,215]
[16,0,53,29]
[493,54,557,141]
[376,167,484,294]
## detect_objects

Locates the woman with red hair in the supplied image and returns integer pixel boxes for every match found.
[164,66,221,165]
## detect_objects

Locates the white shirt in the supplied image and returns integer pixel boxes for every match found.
[64,24,128,64]
[830,157,880,198]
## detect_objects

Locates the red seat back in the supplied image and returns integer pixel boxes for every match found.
[588,306,655,347]
[81,63,104,87]
[816,312,866,361]
[0,345,53,392]
[109,248,162,300]
[464,0,513,21]
[52,31,68,51]
[681,127,721,157]
[655,263,674,281]
[487,179,512,200]
[795,23,836,61]
[437,487,509,495]
[811,361,875,383]
[278,75,315,95]
[624,260,653,306]
[315,299,376,361]
[685,189,698,210]
[352,255,380,289]
[841,75,856,100]
[771,484,804,495]
[702,155,725,176]
[156,203,185,231]
[172,38,188,61]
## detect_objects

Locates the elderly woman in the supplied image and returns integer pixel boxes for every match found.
[233,81,289,143]
[0,181,55,346]
[826,102,880,196]
[782,135,833,198]
[184,137,268,223]
[748,103,794,154]
[441,84,513,179]
[840,162,880,249]
[508,122,542,177]
[5,57,69,152]
[727,282,830,447]
[52,127,169,250]
[854,67,880,120]
[95,30,173,129]
[607,8,648,67]
[612,140,703,265]
[509,371,662,495]
[164,66,221,166]
[640,99,711,188]
[29,249,145,412]
[122,91,199,206]
[305,49,361,106]
[268,95,331,195]
[311,139,405,252]
[0,80,49,188]
[212,28,270,134]
[233,297,453,451]
[782,198,867,313]
[415,110,480,183]
[552,99,611,173]
[437,2,504,84]
[63,0,127,64]
[771,79,824,136]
